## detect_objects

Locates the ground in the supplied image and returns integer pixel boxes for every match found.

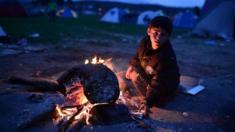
[0,33,234,132]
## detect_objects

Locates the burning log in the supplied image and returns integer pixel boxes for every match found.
[57,105,84,132]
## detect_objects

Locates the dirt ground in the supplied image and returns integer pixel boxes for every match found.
[0,34,235,132]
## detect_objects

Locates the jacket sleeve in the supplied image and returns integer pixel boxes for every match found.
[145,50,172,107]
[129,39,145,68]
[129,50,140,67]
[145,63,163,107]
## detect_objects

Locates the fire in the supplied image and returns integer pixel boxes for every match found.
[84,56,105,64]
[74,103,93,124]
[74,87,88,105]
[55,105,77,120]
[54,56,146,130]
[54,83,91,126]
[54,104,91,127]
[54,56,109,128]
[84,56,114,72]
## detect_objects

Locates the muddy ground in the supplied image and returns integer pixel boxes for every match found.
[0,34,235,132]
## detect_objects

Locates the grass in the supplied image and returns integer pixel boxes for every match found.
[0,15,146,44]
[0,15,189,44]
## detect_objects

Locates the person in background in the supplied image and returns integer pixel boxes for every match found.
[48,0,57,21]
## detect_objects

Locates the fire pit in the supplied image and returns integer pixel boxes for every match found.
[8,57,148,131]
[53,58,135,131]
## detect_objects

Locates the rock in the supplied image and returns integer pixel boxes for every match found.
[182,112,189,117]
[24,46,45,53]
[0,49,23,56]
[88,104,131,125]
[57,64,120,104]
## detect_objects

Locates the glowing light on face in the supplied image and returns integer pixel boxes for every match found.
[148,27,169,50]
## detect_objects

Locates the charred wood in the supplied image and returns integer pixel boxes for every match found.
[58,105,84,132]
[66,117,86,132]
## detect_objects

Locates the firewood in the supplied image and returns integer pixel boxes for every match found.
[8,64,120,104]
[66,116,86,132]
[8,76,66,95]
[58,105,83,132]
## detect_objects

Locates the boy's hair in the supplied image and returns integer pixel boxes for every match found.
[149,16,173,36]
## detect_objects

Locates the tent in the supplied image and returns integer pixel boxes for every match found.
[173,10,198,28]
[201,0,223,14]
[137,10,165,25]
[0,25,11,43]
[0,25,7,37]
[100,7,126,23]
[0,0,28,16]
[56,7,78,18]
[192,1,235,40]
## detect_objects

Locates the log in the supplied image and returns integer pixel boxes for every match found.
[8,64,120,104]
[66,116,86,132]
[8,76,66,95]
[58,105,84,132]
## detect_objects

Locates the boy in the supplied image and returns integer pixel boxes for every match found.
[125,16,180,116]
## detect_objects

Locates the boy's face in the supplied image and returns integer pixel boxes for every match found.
[147,27,170,50]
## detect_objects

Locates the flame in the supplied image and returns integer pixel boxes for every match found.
[84,59,89,64]
[55,105,78,121]
[91,56,98,64]
[84,56,105,64]
[98,57,105,63]
[75,88,88,105]
[54,57,146,127]
[55,103,93,125]
[55,105,65,117]
[74,103,93,124]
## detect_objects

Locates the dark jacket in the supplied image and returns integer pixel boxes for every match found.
[130,36,180,107]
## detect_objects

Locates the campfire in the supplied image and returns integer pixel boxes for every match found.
[53,56,146,131]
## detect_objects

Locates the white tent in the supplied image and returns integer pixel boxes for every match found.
[192,1,235,39]
[0,25,6,37]
[101,7,125,23]
[137,10,165,25]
